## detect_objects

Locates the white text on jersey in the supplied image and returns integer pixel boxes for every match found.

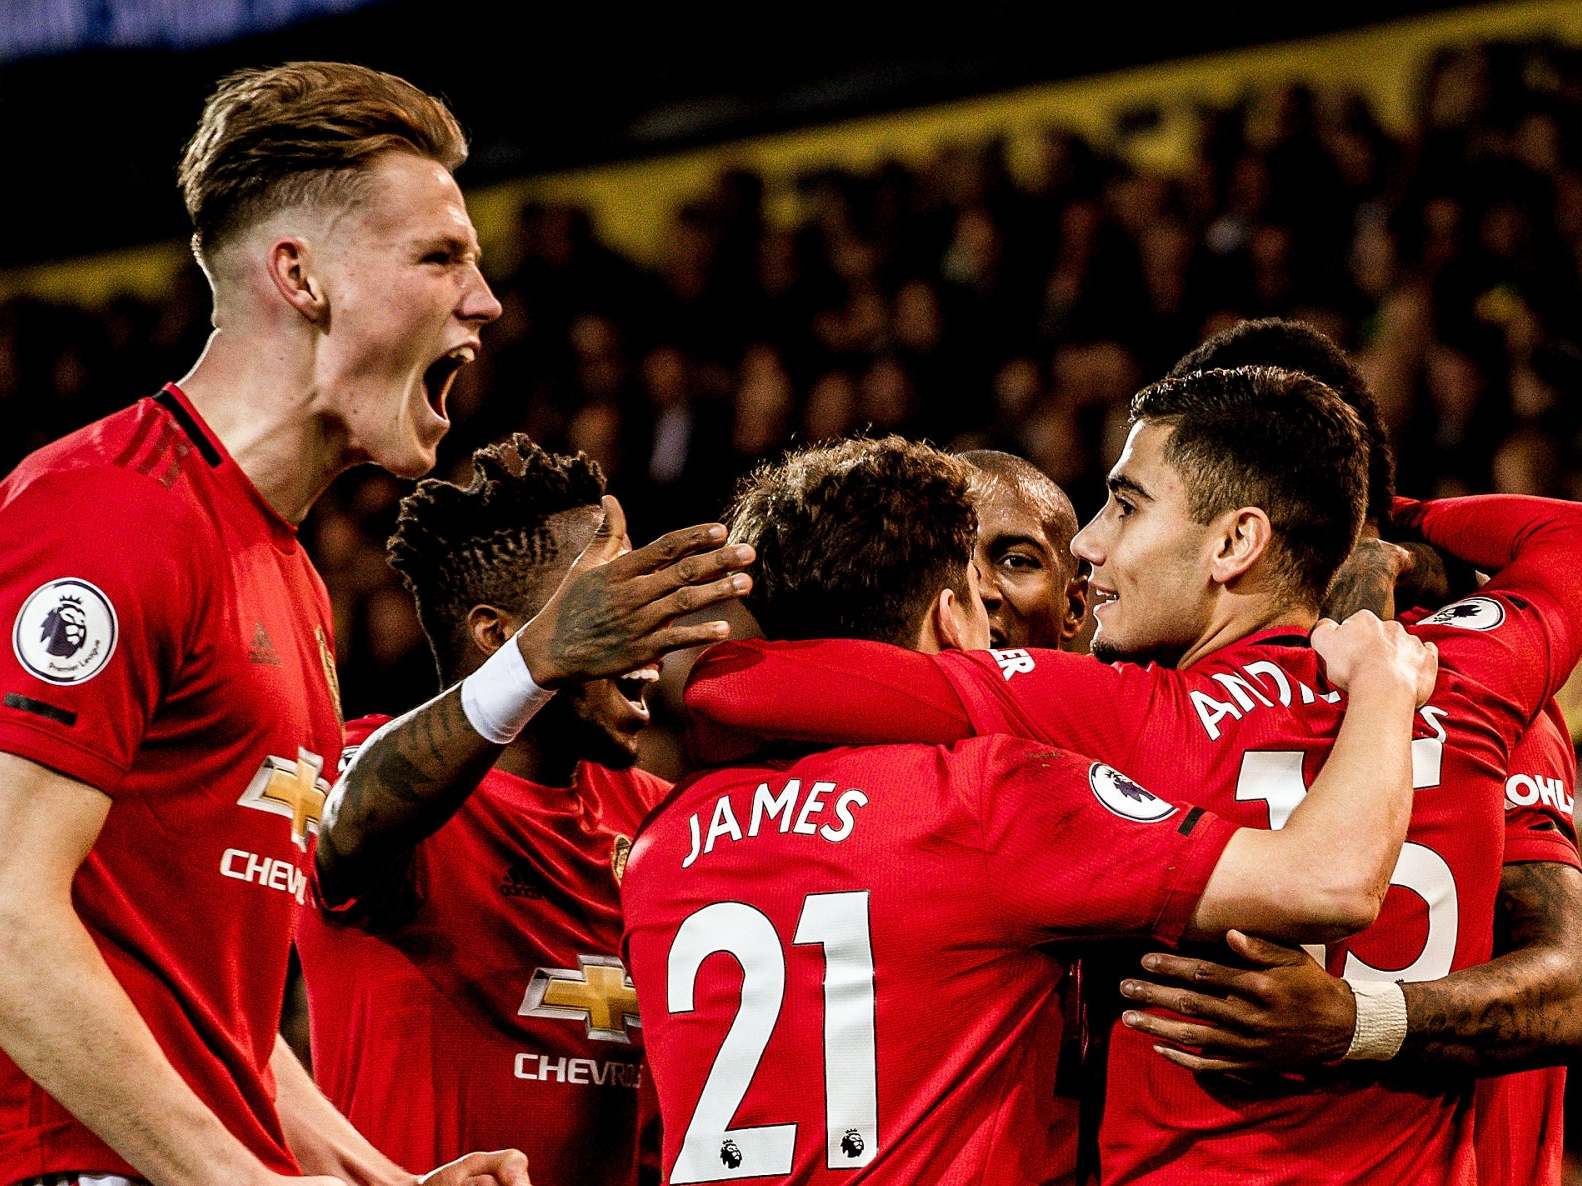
[682,778,870,868]
[219,848,307,903]
[513,1051,643,1088]
[1190,659,1344,740]
[1506,772,1575,816]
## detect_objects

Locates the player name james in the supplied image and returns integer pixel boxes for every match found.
[682,778,870,869]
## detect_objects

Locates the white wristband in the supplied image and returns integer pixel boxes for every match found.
[1343,978,1408,1061]
[459,635,555,744]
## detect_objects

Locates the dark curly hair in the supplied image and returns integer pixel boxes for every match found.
[388,434,605,680]
[1168,318,1395,524]
[1131,367,1367,610]
[728,436,978,647]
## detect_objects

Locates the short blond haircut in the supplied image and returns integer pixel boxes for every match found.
[177,61,467,264]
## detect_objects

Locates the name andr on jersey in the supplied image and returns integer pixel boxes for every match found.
[1189,659,1343,740]
[682,777,870,869]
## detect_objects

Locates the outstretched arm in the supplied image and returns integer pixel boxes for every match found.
[1181,613,1435,944]
[316,497,753,911]
[1119,860,1582,1073]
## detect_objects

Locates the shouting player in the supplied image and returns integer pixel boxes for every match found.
[682,367,1582,1183]
[1113,319,1582,1186]
[0,63,747,1186]
[622,434,1435,1185]
[298,436,734,1183]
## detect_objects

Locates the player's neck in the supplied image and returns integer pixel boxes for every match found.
[177,330,350,525]
[496,730,578,789]
[1176,595,1316,669]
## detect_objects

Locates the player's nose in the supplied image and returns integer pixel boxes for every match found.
[1071,516,1104,566]
[460,266,503,325]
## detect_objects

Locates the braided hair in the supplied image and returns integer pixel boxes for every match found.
[388,434,605,681]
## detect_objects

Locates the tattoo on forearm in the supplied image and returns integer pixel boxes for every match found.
[1400,862,1582,1071]
[318,687,501,919]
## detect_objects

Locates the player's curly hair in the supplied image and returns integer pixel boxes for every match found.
[179,61,466,266]
[1168,318,1395,525]
[1131,366,1367,610]
[388,434,605,679]
[728,436,978,647]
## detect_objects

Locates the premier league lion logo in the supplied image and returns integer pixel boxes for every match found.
[39,596,88,658]
[13,578,117,685]
[1089,762,1177,822]
[1421,596,1505,631]
[841,1129,865,1159]
[720,1139,743,1169]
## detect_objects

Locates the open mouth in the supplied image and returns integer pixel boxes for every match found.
[421,345,476,420]
[615,665,660,720]
[989,627,1007,649]
[1091,585,1118,613]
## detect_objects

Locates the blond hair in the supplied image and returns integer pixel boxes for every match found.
[178,61,466,264]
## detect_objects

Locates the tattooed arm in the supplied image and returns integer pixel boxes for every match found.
[315,498,754,913]
[1399,860,1582,1069]
[1321,537,1411,621]
[1322,537,1472,624]
[1118,860,1582,1073]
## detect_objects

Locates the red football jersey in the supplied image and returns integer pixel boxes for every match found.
[1475,700,1577,1186]
[296,714,667,1183]
[0,385,342,1181]
[621,735,1238,1185]
[681,497,1582,1185]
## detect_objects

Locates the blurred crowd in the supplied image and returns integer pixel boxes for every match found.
[3,36,1582,758]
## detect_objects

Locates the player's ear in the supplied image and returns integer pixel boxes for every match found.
[466,604,519,661]
[1208,506,1272,587]
[267,237,329,326]
[1061,563,1090,644]
[934,587,970,653]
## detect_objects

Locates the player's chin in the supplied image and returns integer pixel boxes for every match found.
[378,414,445,477]
[592,728,643,770]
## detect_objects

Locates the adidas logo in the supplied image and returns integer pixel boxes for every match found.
[249,622,281,666]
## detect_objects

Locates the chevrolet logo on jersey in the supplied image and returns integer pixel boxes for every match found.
[237,748,329,849]
[519,955,641,1043]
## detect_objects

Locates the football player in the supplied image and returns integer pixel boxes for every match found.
[299,436,724,1184]
[0,63,745,1186]
[1115,319,1581,1186]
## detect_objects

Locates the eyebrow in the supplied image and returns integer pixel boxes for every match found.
[1108,474,1153,502]
[416,234,482,262]
[985,531,1052,554]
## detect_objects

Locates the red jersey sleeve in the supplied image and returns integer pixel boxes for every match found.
[0,464,201,791]
[968,736,1237,947]
[1396,495,1582,742]
[1501,702,1579,869]
[682,639,974,759]
[682,640,1158,764]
